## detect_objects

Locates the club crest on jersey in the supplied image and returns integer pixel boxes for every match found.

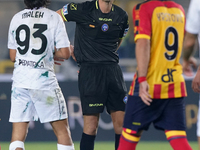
[63,4,69,15]
[101,23,109,32]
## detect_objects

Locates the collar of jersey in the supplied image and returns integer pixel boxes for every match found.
[95,0,114,12]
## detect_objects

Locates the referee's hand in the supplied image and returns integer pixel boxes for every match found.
[139,81,152,106]
[70,45,77,62]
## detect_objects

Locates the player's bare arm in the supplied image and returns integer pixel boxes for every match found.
[54,45,74,65]
[54,47,71,60]
[183,32,197,61]
[56,9,65,21]
[183,32,200,93]
[192,67,200,93]
[136,39,150,77]
[9,49,16,62]
[182,32,198,76]
[136,38,152,105]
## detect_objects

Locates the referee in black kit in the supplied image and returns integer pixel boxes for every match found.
[57,0,129,150]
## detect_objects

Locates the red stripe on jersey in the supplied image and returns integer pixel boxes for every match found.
[129,81,134,95]
[129,73,137,95]
[181,82,186,97]
[168,83,175,98]
[154,84,161,99]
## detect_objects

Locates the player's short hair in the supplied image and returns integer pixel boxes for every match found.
[24,0,50,9]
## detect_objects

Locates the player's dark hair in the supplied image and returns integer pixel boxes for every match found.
[24,0,50,9]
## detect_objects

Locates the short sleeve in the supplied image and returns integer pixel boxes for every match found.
[8,17,16,50]
[61,2,84,23]
[55,14,70,49]
[119,12,129,38]
[186,0,200,34]
[133,4,151,42]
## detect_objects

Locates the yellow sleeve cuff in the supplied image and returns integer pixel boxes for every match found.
[61,8,68,22]
[134,34,150,42]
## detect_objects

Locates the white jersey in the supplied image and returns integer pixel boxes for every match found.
[8,7,70,90]
[185,0,200,34]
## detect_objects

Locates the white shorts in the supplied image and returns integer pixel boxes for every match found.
[9,87,68,123]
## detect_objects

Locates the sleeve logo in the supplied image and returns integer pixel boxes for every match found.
[63,4,69,15]
[123,27,129,37]
[70,3,77,10]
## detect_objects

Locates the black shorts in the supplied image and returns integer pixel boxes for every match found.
[78,63,127,115]
[123,95,186,132]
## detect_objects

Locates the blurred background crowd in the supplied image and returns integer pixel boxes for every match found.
[0,0,198,80]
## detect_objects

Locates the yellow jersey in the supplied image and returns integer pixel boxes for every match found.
[129,0,187,99]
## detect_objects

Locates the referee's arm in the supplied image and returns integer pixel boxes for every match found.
[116,39,123,51]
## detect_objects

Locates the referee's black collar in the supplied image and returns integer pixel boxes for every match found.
[95,0,114,11]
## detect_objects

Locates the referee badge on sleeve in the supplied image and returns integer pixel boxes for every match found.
[123,28,129,37]
[63,4,69,15]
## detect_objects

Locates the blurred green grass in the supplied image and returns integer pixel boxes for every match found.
[0,141,198,150]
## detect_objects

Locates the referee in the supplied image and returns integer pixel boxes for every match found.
[57,0,129,150]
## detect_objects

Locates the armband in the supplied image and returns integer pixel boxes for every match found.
[138,77,146,83]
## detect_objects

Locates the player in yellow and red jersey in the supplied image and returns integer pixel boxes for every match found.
[118,0,192,150]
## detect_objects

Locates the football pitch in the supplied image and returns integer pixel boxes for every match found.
[0,141,198,150]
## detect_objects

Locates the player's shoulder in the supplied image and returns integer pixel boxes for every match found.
[164,1,184,9]
[133,0,184,12]
[11,9,26,20]
[42,8,63,20]
[9,9,28,25]
[163,1,185,14]
[40,8,57,15]
[133,0,156,11]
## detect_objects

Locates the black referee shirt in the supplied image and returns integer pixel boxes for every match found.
[62,0,129,64]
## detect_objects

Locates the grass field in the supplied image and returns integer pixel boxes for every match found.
[0,141,198,150]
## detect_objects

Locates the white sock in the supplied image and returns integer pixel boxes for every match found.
[9,141,25,150]
[57,143,75,150]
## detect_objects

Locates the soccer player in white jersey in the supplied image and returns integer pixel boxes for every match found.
[182,0,200,149]
[7,0,75,150]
